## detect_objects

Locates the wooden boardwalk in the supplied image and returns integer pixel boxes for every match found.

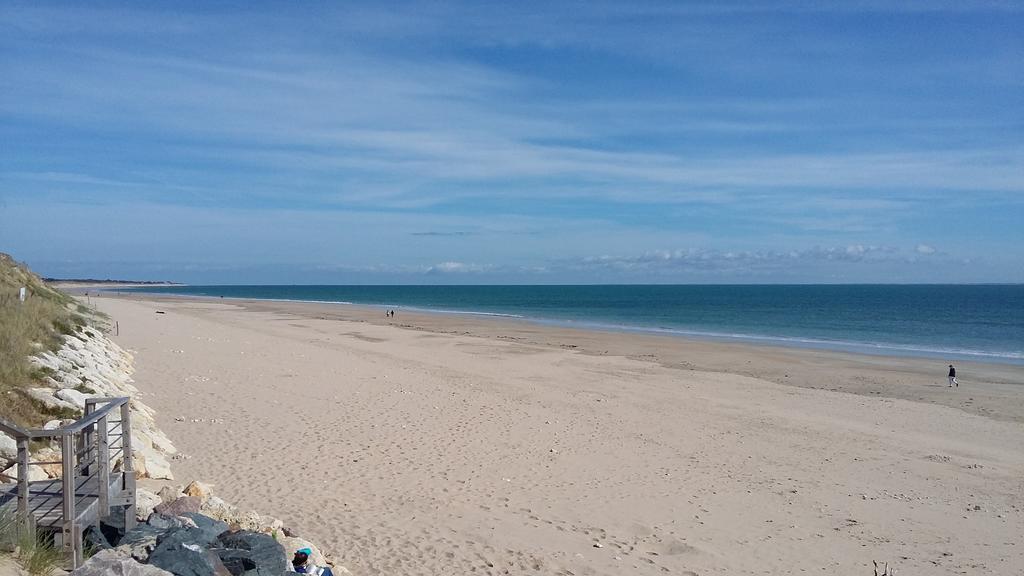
[0,397,137,569]
[1,475,126,529]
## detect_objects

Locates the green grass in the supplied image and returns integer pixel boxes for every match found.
[1,496,65,575]
[16,531,63,575]
[0,508,18,552]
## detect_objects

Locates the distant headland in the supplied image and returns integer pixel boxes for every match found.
[44,278,182,287]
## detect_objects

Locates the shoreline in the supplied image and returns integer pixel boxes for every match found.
[104,287,1024,366]
[102,290,1024,424]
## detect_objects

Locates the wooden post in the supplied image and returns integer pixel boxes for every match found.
[120,401,137,531]
[72,523,83,568]
[16,437,30,532]
[83,400,96,477]
[61,434,78,568]
[97,415,110,515]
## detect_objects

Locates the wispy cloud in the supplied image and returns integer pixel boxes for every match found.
[1,2,1021,282]
[410,231,479,237]
[563,244,927,273]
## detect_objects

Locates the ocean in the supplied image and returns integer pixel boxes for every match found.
[122,284,1024,365]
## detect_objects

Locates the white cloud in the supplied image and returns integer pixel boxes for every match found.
[426,261,491,274]
[564,244,935,275]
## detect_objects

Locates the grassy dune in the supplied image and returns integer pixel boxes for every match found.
[0,253,88,426]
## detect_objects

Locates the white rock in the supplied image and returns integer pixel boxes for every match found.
[2,462,49,483]
[136,488,163,520]
[233,510,263,531]
[35,351,73,373]
[131,453,148,479]
[22,388,79,412]
[57,388,90,409]
[54,373,83,389]
[146,428,178,455]
[0,433,16,461]
[132,431,154,450]
[134,443,173,480]
[199,496,238,523]
[57,348,83,366]
[33,447,64,478]
[183,480,214,504]
[28,353,59,372]
[157,485,183,504]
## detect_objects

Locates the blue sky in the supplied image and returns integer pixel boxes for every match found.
[1,1,1022,284]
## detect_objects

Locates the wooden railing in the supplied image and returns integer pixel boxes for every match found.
[0,396,136,568]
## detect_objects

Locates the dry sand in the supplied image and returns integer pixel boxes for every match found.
[93,294,1024,575]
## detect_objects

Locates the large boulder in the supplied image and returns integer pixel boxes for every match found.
[53,372,84,390]
[31,447,64,478]
[135,443,174,480]
[1,461,50,483]
[0,433,16,463]
[70,549,174,575]
[213,548,262,575]
[148,527,231,576]
[184,480,214,504]
[182,513,229,543]
[157,485,183,504]
[137,488,163,520]
[147,514,198,531]
[21,388,79,412]
[229,510,264,533]
[116,525,167,562]
[199,496,239,523]
[28,352,61,373]
[154,496,201,518]
[143,426,178,456]
[214,531,286,575]
[56,388,90,409]
[149,546,232,576]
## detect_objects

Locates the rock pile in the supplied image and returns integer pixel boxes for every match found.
[70,480,346,576]
[1,327,175,482]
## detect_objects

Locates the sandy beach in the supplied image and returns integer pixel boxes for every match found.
[92,293,1024,575]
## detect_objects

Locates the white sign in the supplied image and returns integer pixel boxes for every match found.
[19,287,26,302]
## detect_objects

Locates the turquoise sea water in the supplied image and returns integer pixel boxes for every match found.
[123,285,1024,364]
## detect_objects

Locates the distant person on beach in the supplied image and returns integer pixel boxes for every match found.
[292,548,334,575]
[948,364,958,387]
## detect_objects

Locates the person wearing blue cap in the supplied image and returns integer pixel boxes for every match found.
[292,548,335,575]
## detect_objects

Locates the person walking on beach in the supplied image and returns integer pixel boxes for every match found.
[948,364,958,387]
